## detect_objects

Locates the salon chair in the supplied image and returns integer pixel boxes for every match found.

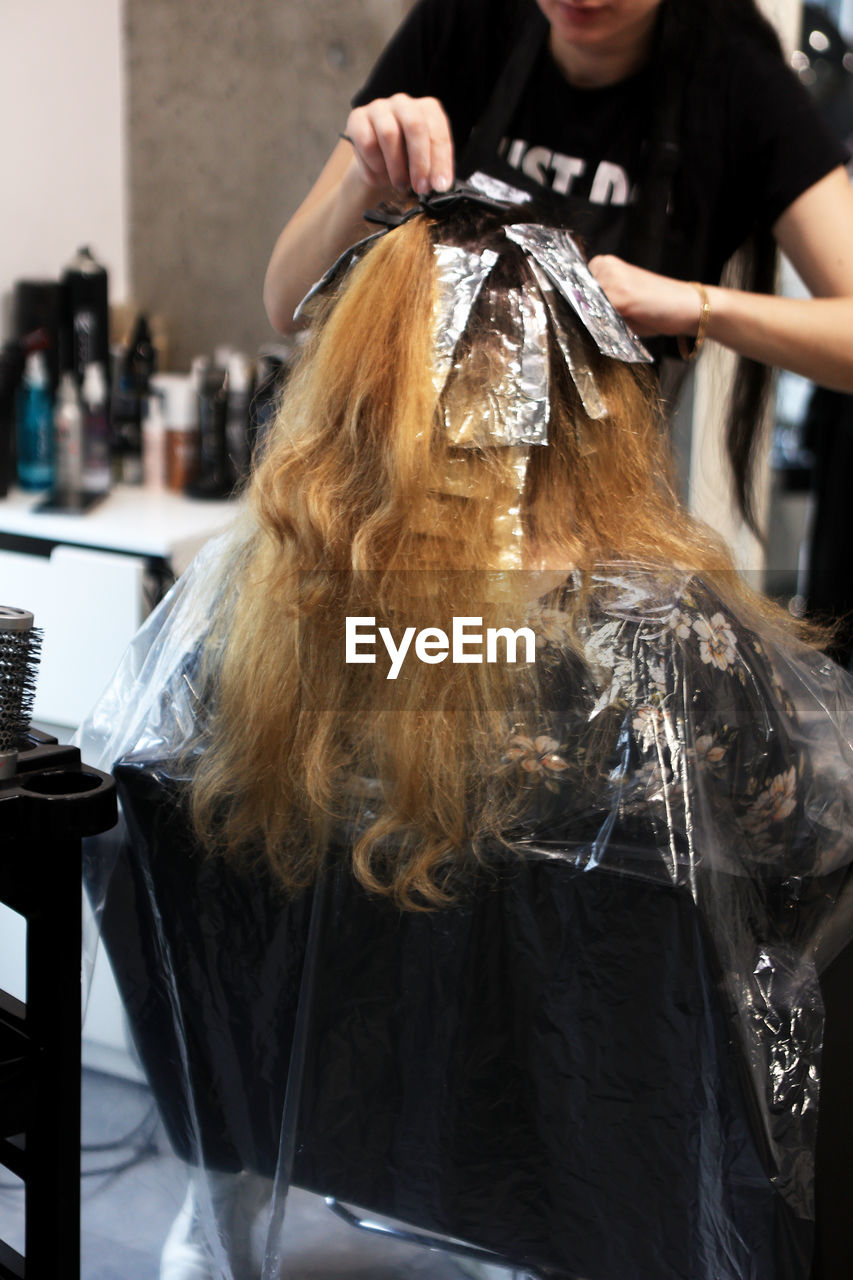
[0,730,116,1280]
[89,757,824,1280]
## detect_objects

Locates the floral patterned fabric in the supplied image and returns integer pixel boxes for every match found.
[519,571,849,880]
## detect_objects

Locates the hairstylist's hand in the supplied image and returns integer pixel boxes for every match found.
[344,94,455,197]
[589,255,706,339]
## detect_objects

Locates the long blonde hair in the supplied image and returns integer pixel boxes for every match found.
[190,210,793,907]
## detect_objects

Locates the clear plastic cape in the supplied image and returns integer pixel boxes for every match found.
[76,519,853,1280]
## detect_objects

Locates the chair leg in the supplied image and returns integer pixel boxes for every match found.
[25,835,82,1278]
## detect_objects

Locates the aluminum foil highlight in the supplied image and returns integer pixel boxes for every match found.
[467,170,534,207]
[442,286,550,448]
[292,229,387,324]
[432,244,499,394]
[527,259,609,421]
[506,224,653,364]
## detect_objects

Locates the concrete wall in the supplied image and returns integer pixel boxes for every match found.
[125,0,407,370]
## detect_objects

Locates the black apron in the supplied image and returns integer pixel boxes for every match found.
[457,6,697,283]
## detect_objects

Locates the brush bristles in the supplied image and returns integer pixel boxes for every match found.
[0,627,42,753]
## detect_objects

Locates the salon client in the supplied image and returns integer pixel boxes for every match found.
[91,194,853,1280]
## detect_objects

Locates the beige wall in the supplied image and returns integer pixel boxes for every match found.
[0,0,127,336]
[126,0,408,369]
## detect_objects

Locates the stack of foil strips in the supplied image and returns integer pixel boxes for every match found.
[293,178,654,571]
[295,179,652,446]
[433,220,652,446]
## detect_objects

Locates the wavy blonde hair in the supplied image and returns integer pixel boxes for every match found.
[189,210,794,907]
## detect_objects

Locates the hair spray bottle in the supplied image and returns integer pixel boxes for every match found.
[81,362,110,493]
[62,247,109,387]
[16,351,54,491]
[54,371,84,500]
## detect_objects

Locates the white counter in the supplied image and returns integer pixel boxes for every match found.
[0,484,240,1081]
[0,484,238,729]
[0,483,237,577]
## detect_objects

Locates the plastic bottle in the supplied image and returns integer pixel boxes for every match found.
[81,362,111,493]
[0,341,25,498]
[131,314,156,385]
[62,247,109,387]
[142,390,167,491]
[16,351,54,491]
[186,365,231,499]
[149,373,199,492]
[190,355,210,395]
[14,280,62,392]
[112,314,156,485]
[54,371,84,498]
[225,352,253,486]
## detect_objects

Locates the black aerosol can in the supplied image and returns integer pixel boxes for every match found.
[62,247,109,387]
[186,366,232,499]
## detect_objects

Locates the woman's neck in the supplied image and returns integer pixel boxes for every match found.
[548,18,658,88]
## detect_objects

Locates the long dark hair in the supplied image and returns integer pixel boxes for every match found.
[629,0,786,534]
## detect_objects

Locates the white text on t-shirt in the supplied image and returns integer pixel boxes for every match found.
[500,137,632,204]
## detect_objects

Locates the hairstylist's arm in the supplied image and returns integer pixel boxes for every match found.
[588,166,853,392]
[263,95,454,334]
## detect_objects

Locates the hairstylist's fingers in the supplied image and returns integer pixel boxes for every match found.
[346,100,410,192]
[345,96,454,196]
[588,255,627,303]
[392,95,454,195]
[590,254,706,337]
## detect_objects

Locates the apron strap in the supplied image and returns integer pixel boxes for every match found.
[459,6,549,175]
[626,90,684,276]
[458,5,689,283]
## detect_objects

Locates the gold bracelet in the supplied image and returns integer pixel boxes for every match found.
[677,282,711,362]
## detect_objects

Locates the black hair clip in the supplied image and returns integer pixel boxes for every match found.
[364,176,529,230]
[362,202,424,230]
[418,179,523,215]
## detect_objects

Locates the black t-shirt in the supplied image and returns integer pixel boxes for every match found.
[353,0,847,284]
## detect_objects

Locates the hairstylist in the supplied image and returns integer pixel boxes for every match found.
[264,0,853,398]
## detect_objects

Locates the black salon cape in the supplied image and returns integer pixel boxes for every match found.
[79,546,853,1280]
[96,776,800,1280]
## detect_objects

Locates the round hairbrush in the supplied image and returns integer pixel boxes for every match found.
[0,607,43,780]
